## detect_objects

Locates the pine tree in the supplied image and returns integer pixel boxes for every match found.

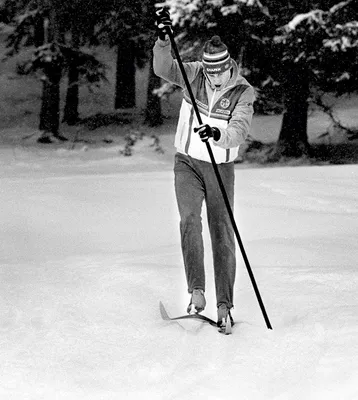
[95,1,148,112]
[144,0,163,127]
[3,0,107,141]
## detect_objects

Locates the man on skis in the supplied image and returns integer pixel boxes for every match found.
[153,8,255,329]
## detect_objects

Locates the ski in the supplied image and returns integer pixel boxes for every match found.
[159,301,233,335]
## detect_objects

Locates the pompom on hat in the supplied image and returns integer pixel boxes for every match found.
[202,36,232,74]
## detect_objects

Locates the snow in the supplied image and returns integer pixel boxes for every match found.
[1,142,358,400]
[285,10,324,32]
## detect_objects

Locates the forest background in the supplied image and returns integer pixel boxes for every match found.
[0,0,358,165]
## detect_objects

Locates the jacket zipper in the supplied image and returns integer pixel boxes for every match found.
[208,88,217,118]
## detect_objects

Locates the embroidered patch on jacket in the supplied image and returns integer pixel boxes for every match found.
[196,99,208,110]
[215,109,230,115]
[220,98,231,109]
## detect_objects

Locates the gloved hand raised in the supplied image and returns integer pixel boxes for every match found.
[155,8,172,41]
[194,124,221,142]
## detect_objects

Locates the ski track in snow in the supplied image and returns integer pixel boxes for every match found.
[0,153,358,399]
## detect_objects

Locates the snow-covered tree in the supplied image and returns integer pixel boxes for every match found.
[272,0,358,156]
[95,0,163,125]
[2,0,107,140]
[95,1,150,111]
[145,0,164,127]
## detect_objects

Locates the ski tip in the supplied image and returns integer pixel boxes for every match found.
[159,301,170,320]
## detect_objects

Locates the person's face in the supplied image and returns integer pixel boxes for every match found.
[206,69,231,88]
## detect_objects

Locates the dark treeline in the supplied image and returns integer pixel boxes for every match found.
[1,0,357,155]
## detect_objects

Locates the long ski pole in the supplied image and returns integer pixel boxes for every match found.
[165,27,272,330]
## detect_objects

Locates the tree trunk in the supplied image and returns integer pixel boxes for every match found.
[33,15,45,47]
[63,29,80,125]
[145,53,163,126]
[275,66,310,158]
[39,67,61,136]
[62,61,79,125]
[115,40,136,109]
[38,3,64,142]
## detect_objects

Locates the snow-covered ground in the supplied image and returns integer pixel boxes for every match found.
[1,143,358,400]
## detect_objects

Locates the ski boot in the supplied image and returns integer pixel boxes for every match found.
[217,304,234,334]
[187,289,206,314]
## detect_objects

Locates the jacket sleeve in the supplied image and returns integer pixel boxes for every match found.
[153,38,201,89]
[214,86,255,149]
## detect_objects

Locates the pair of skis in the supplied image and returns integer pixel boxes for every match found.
[159,301,233,335]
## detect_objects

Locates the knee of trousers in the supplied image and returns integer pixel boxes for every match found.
[180,212,202,232]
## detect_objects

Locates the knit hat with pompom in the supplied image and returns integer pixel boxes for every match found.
[202,36,232,74]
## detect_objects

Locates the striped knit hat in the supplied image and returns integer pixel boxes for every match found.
[202,36,232,74]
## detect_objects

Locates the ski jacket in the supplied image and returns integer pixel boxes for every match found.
[153,38,255,163]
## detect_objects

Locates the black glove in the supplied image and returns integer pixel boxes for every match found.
[155,8,172,40]
[194,124,221,142]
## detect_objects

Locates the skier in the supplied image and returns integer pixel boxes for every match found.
[154,8,255,329]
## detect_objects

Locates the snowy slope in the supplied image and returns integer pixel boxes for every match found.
[0,145,358,400]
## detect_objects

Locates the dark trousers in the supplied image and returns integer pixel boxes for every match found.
[174,152,236,309]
